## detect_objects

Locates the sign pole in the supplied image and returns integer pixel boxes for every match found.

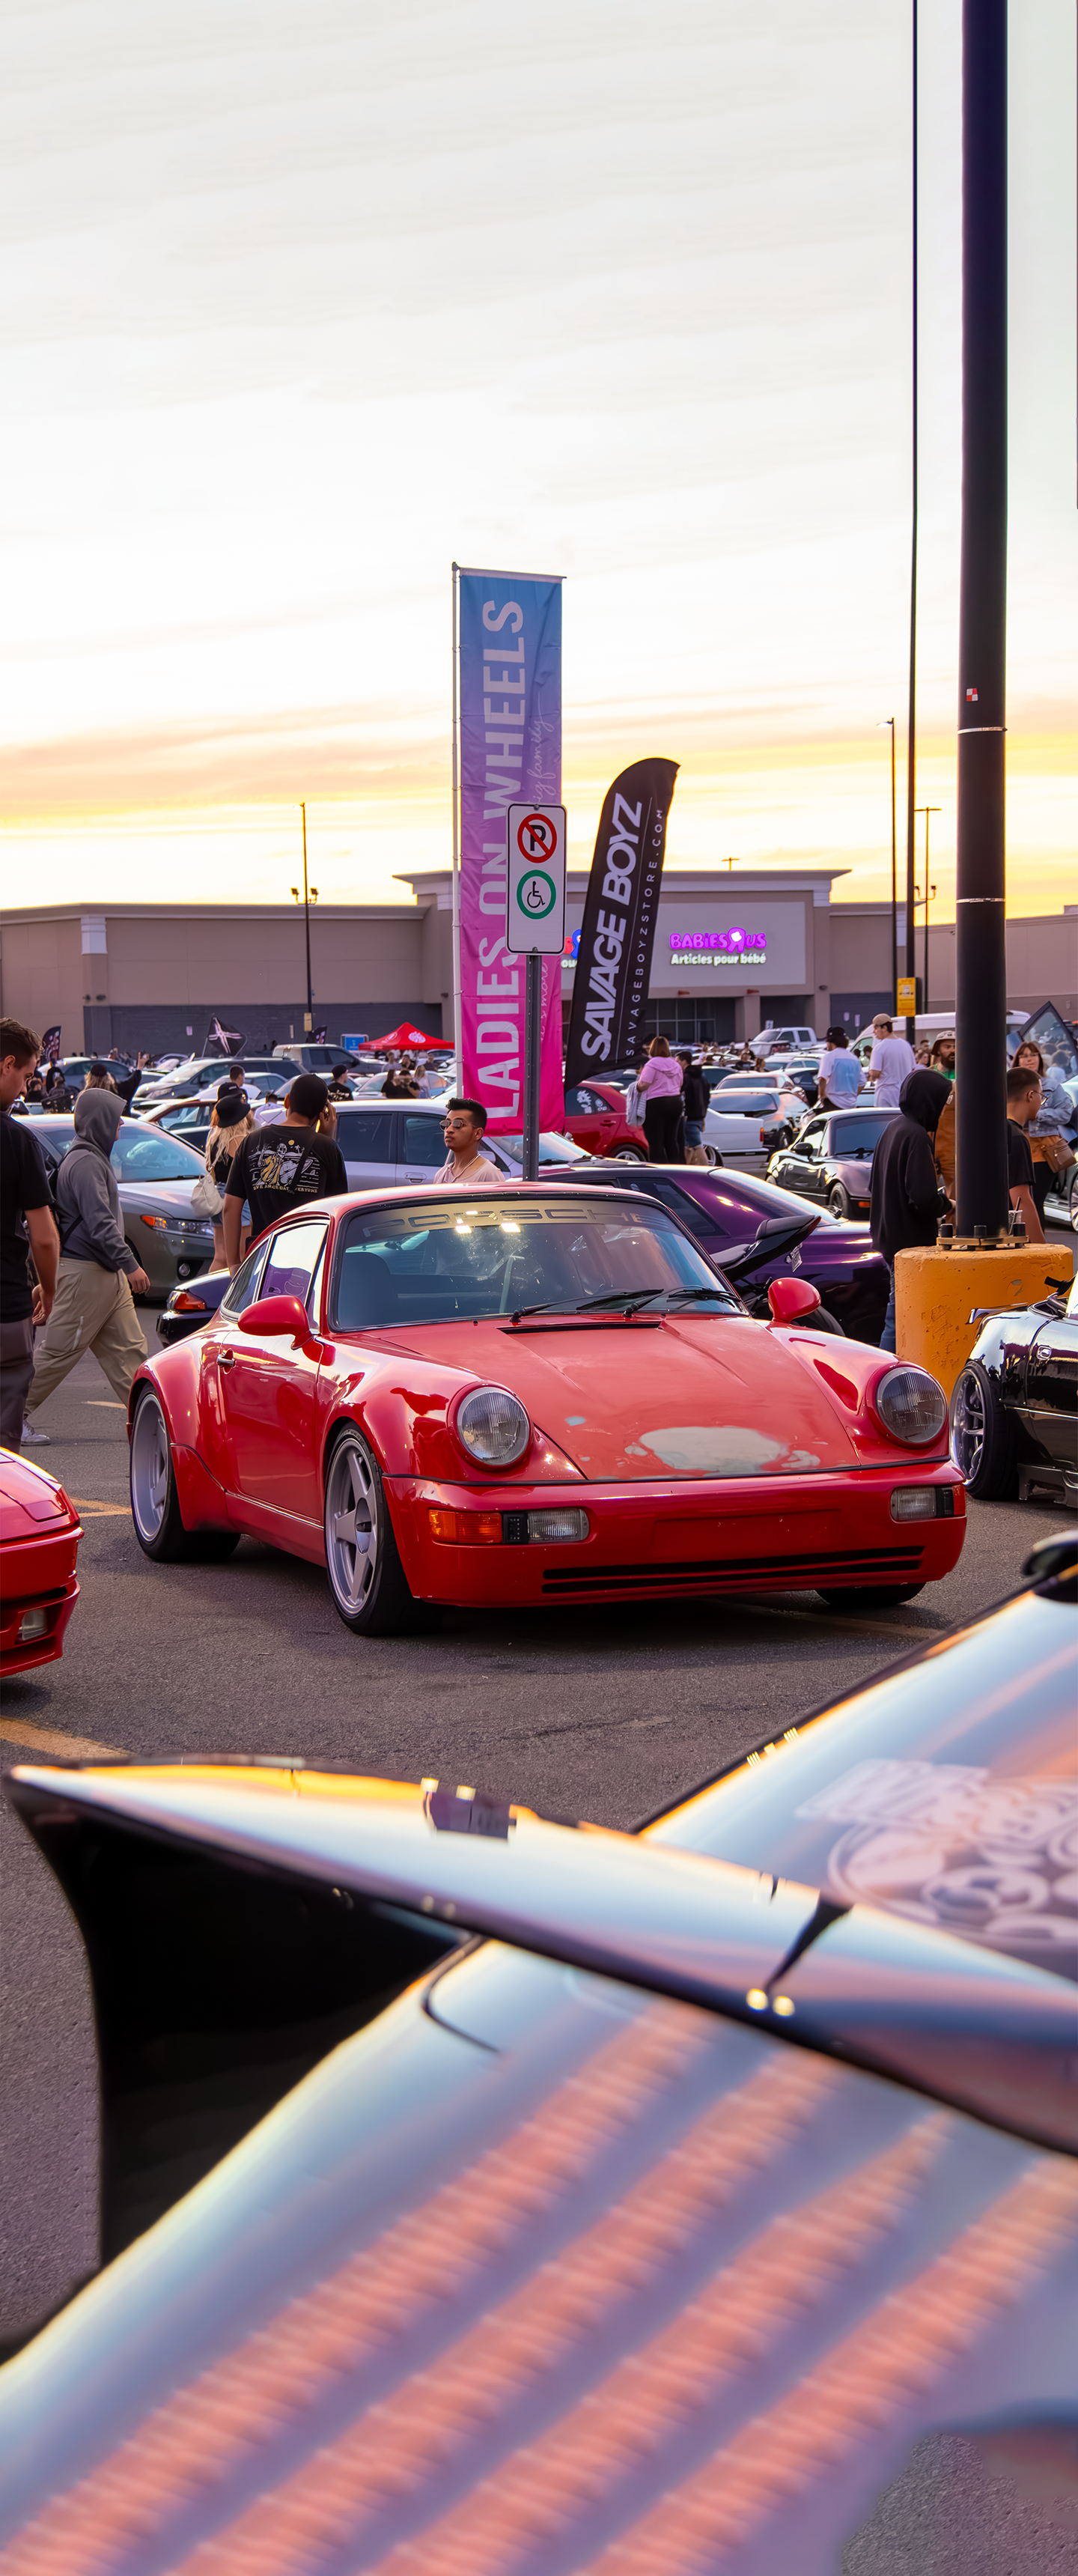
[451,564,463,1097]
[523,953,541,1180]
[904,0,919,1048]
[505,800,567,1180]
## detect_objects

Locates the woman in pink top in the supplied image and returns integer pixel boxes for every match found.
[636,1036,684,1164]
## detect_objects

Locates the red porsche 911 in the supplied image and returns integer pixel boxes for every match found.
[0,1449,82,1676]
[127,1184,964,1632]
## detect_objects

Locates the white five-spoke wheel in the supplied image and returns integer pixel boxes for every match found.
[323,1428,418,1635]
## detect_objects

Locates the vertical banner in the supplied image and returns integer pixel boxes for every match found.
[457,568,564,1133]
[564,757,679,1087]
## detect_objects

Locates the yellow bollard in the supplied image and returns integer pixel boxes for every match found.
[895,1243,1074,1400]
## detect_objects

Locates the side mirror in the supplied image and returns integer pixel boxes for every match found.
[767,1275,823,1325]
[237,1294,311,1340]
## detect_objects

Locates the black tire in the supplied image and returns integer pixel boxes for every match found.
[705,1146,721,1166]
[612,1146,647,1162]
[817,1583,925,1608]
[323,1425,421,1635]
[827,1184,850,1219]
[130,1386,240,1562]
[950,1359,1017,1500]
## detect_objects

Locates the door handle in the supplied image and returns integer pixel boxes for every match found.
[217,1347,236,1372]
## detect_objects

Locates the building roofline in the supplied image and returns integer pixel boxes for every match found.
[0,901,427,927]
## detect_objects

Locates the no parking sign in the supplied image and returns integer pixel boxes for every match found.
[506,804,567,955]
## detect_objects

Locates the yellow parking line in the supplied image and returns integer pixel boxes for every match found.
[70,1499,130,1516]
[1,1720,127,1760]
[725,1596,947,1644]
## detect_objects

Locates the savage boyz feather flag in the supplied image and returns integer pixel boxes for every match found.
[457,568,564,1131]
[564,757,679,1086]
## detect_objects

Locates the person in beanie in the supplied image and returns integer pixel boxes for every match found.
[868,1069,951,1353]
[204,1085,255,1269]
[222,1072,347,1269]
[22,1087,149,1441]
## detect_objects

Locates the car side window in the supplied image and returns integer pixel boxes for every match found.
[221,1239,271,1315]
[306,1239,326,1323]
[336,1111,397,1163]
[801,1122,826,1158]
[402,1115,445,1167]
[564,1087,591,1114]
[259,1221,329,1307]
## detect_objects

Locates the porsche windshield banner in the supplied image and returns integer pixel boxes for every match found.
[457,568,564,1132]
[564,756,679,1086]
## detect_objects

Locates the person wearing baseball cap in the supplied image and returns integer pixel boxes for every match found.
[222,1072,347,1271]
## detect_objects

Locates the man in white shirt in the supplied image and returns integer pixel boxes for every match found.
[817,1028,867,1108]
[435,1099,502,1188]
[866,1015,916,1108]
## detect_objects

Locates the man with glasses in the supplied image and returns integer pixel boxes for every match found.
[435,1099,502,1189]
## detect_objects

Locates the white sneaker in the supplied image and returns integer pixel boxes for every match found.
[21,1420,50,1445]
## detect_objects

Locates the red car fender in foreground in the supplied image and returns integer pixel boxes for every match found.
[0,1450,82,1676]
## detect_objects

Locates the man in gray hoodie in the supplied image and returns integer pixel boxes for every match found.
[22,1089,150,1440]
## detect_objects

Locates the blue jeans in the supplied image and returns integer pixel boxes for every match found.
[684,1120,704,1149]
[880,1264,897,1352]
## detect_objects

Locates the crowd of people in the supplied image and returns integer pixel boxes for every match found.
[1,1006,1075,1449]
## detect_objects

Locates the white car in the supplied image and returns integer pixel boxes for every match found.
[331,1097,590,1187]
[704,1084,808,1166]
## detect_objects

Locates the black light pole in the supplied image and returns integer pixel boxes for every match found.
[878,718,898,1009]
[955,0,1008,1239]
[915,805,940,1014]
[904,1,919,1044]
[296,803,314,1034]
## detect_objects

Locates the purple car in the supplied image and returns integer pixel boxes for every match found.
[570,1162,889,1342]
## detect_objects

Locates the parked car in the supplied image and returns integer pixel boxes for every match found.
[566,1164,890,1341]
[133,1055,304,1113]
[272,1043,368,1075]
[758,1021,819,1051]
[331,1098,590,1188]
[704,1084,808,1166]
[951,1268,1078,1504]
[30,1117,216,1293]
[562,1080,648,1159]
[766,1105,900,1218]
[156,1269,231,1345]
[6,1533,1075,2564]
[0,1451,82,1677]
[761,1051,820,1102]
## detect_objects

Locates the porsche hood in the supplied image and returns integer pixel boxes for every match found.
[415,1314,861,1480]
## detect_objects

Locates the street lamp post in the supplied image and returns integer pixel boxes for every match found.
[915,805,940,1015]
[291,804,319,1036]
[955,0,1008,1239]
[904,1,920,1045]
[878,720,898,1011]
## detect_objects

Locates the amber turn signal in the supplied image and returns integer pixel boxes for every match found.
[428,1507,503,1546]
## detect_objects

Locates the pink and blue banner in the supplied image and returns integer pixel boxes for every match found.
[457,568,564,1134]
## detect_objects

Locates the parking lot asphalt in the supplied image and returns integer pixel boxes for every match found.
[1,1337,1075,2575]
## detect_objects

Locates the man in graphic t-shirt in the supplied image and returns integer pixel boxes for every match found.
[222,1074,347,1269]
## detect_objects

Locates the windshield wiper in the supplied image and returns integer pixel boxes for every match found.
[573,1286,734,1315]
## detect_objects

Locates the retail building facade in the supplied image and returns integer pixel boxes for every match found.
[1,875,1073,1058]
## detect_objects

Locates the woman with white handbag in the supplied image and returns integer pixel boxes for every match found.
[192,1087,254,1272]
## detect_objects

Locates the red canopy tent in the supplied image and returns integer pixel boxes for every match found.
[367,1023,446,1054]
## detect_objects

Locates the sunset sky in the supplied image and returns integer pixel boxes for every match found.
[4,0,1075,921]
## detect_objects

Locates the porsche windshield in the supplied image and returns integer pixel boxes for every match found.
[333,1196,739,1330]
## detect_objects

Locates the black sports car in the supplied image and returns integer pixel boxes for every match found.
[1,1532,1075,2568]
[951,1270,1078,1502]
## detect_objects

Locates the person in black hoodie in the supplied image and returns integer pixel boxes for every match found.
[868,1069,951,1352]
[677,1051,709,1164]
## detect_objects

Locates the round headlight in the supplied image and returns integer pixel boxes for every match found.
[455,1385,532,1468]
[874,1365,948,1447]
